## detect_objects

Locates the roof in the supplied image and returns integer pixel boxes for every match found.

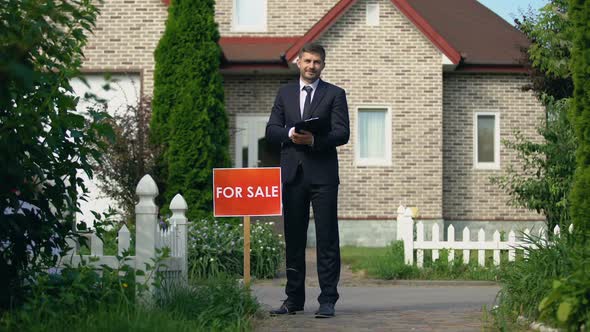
[200,0,530,72]
[219,37,298,67]
[408,0,530,67]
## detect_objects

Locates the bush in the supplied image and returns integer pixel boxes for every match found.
[491,96,576,231]
[188,219,284,279]
[1,264,260,332]
[93,96,162,222]
[537,235,590,331]
[157,276,260,331]
[0,0,111,310]
[569,0,590,233]
[493,231,584,329]
[151,0,230,221]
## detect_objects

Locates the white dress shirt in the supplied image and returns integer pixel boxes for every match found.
[289,79,320,143]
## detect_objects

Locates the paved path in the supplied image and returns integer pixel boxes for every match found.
[251,249,501,331]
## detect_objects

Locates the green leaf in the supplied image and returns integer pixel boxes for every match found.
[556,301,572,322]
[539,296,551,311]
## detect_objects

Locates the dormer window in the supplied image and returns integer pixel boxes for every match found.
[233,0,267,32]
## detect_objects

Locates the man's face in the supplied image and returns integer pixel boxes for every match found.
[297,51,325,84]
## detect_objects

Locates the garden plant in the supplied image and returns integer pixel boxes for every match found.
[188,219,284,280]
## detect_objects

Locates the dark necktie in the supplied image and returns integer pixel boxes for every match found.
[302,85,313,119]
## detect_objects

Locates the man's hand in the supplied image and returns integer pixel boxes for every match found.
[291,130,314,146]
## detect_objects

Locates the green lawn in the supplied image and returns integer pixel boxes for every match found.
[340,241,519,281]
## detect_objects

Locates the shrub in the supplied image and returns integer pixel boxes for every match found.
[0,0,111,310]
[187,219,284,279]
[93,96,162,222]
[569,0,590,233]
[537,234,590,331]
[151,0,230,221]
[157,276,260,331]
[494,231,580,328]
[1,259,260,331]
[491,97,576,231]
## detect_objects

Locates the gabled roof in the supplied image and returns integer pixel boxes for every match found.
[283,0,463,64]
[408,0,529,68]
[169,0,530,72]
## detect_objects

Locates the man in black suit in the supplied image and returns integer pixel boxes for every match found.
[266,43,350,318]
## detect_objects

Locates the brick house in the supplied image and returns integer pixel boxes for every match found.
[78,0,545,245]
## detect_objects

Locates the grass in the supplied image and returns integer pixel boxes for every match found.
[492,232,590,331]
[340,241,522,281]
[0,275,260,332]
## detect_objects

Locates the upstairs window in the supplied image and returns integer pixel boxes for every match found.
[474,112,500,169]
[366,3,379,26]
[233,0,267,32]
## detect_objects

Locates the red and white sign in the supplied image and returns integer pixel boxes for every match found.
[213,167,282,217]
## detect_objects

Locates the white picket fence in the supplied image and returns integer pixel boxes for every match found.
[396,206,573,267]
[61,174,188,294]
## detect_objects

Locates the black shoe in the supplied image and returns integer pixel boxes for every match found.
[314,303,335,318]
[269,300,304,316]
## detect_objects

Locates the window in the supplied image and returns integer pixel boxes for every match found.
[235,115,279,168]
[366,3,379,26]
[233,0,266,32]
[474,112,500,169]
[356,107,391,166]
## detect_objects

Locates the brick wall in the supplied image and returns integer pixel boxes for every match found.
[442,73,545,221]
[319,0,443,219]
[82,0,168,95]
[214,0,339,36]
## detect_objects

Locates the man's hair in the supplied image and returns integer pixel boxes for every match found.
[299,43,326,62]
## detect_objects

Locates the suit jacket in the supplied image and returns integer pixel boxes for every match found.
[265,79,350,185]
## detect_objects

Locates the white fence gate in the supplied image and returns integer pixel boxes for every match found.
[396,205,573,267]
[61,174,188,294]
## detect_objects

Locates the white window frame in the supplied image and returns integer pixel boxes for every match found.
[366,3,380,26]
[232,0,267,32]
[473,112,500,170]
[355,106,392,166]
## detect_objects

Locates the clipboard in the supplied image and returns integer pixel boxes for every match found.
[294,117,328,134]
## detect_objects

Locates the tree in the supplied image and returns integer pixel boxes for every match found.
[0,0,110,309]
[94,96,161,222]
[492,97,576,230]
[151,0,230,221]
[493,1,577,230]
[515,0,573,99]
[568,0,590,233]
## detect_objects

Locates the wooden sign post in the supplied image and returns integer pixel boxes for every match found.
[243,215,250,285]
[213,167,282,286]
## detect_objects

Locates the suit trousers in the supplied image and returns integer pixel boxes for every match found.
[282,165,341,305]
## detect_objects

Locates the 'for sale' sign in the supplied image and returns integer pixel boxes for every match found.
[213,167,282,217]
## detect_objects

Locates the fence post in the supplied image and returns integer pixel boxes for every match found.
[448,224,455,263]
[118,225,130,256]
[170,193,188,283]
[135,174,159,298]
[432,223,440,262]
[477,228,485,267]
[397,205,414,265]
[493,230,501,266]
[90,232,103,256]
[462,227,471,264]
